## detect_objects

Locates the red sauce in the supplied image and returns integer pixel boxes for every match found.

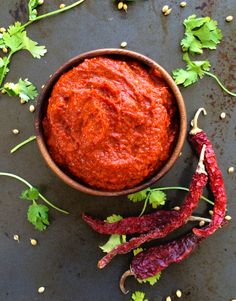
[43,57,177,191]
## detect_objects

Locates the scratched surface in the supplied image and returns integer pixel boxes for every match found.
[0,1,236,301]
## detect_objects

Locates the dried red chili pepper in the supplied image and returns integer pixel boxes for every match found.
[189,108,227,237]
[82,210,179,235]
[119,232,203,294]
[97,145,207,269]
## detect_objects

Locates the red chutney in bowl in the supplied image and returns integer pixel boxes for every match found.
[43,56,178,191]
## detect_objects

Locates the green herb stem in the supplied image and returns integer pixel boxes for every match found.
[0,172,69,214]
[23,0,86,29]
[0,51,13,86]
[204,71,236,97]
[139,197,149,217]
[153,186,214,205]
[10,135,36,154]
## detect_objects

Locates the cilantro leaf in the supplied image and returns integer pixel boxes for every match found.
[2,23,47,58]
[1,22,24,52]
[2,32,23,52]
[194,20,222,50]
[172,53,211,87]
[21,187,40,201]
[181,32,203,55]
[106,214,123,223]
[0,33,6,49]
[0,57,10,79]
[7,22,23,36]
[21,32,47,58]
[172,68,198,86]
[131,291,148,301]
[27,203,49,231]
[138,272,162,286]
[99,234,126,253]
[149,190,167,209]
[100,215,126,252]
[133,247,144,256]
[3,78,38,101]
[181,15,222,54]
[128,189,149,202]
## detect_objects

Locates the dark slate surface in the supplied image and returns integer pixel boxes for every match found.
[0,1,236,300]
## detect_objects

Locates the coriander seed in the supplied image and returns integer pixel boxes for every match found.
[2,47,8,54]
[209,210,213,216]
[30,238,38,246]
[13,234,20,242]
[59,3,66,9]
[225,215,232,221]
[227,166,235,174]
[162,5,169,13]
[199,220,205,227]
[38,287,45,294]
[176,289,182,298]
[12,129,20,135]
[180,1,187,7]
[118,2,124,10]
[164,8,172,16]
[173,206,180,211]
[0,27,6,33]
[220,112,226,119]
[166,296,172,301]
[29,105,35,113]
[123,3,128,12]
[226,15,234,22]
[38,0,44,4]
[120,41,127,48]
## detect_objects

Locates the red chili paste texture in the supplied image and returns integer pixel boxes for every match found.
[43,57,177,191]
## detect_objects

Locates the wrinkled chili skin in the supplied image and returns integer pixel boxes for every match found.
[98,171,207,269]
[189,132,227,237]
[43,57,177,191]
[82,211,179,235]
[130,233,203,279]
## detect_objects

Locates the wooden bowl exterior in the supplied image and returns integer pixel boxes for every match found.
[35,49,187,196]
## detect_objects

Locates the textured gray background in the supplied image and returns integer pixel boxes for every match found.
[0,1,236,300]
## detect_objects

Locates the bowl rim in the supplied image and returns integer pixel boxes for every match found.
[35,48,187,196]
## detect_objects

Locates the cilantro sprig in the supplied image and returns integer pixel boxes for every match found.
[128,188,167,216]
[21,188,50,231]
[3,79,38,102]
[0,0,86,101]
[0,172,69,231]
[173,53,211,87]
[172,14,236,97]
[128,186,213,216]
[100,215,127,253]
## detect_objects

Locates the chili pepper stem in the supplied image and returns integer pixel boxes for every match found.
[190,107,207,135]
[188,216,211,223]
[119,270,134,294]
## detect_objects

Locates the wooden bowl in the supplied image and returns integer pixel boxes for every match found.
[35,49,187,196]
